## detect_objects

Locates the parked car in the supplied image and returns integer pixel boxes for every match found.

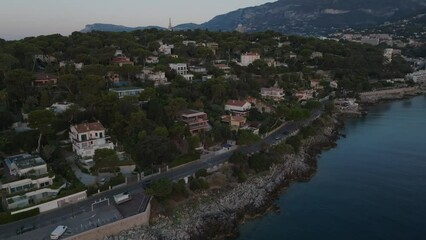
[16,225,36,235]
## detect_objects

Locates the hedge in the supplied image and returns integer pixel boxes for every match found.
[0,208,40,225]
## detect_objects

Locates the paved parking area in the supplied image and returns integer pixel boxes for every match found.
[6,205,122,240]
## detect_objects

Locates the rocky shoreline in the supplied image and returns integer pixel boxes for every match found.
[359,87,424,104]
[106,116,342,240]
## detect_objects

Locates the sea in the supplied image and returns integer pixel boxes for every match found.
[238,95,426,240]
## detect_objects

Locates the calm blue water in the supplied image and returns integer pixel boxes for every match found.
[238,95,426,240]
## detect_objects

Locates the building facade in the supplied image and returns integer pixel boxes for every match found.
[109,87,144,98]
[69,122,114,158]
[260,87,285,101]
[180,110,210,135]
[241,52,260,66]
[1,154,55,197]
[224,100,252,116]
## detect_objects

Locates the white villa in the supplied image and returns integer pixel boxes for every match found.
[260,87,285,101]
[169,63,194,81]
[225,100,252,116]
[1,154,54,194]
[69,121,114,158]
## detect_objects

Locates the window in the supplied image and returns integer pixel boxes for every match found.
[81,134,87,141]
[95,132,98,137]
[100,132,103,138]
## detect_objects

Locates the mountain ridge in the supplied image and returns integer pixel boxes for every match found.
[81,0,426,35]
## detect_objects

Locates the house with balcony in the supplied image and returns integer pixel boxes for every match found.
[69,121,114,158]
[225,100,251,116]
[260,87,285,101]
[169,63,194,81]
[139,69,169,87]
[179,110,210,135]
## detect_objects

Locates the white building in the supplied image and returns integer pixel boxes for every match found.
[182,40,197,46]
[4,154,48,177]
[241,52,261,66]
[311,52,323,59]
[260,87,285,101]
[330,81,338,89]
[1,176,54,195]
[170,63,194,81]
[384,48,394,64]
[114,49,123,56]
[406,70,426,84]
[145,56,159,64]
[69,121,114,158]
[158,42,174,55]
[225,100,252,116]
[1,154,55,195]
[141,69,169,86]
[189,66,207,74]
[49,102,74,114]
[169,63,188,75]
[109,87,144,99]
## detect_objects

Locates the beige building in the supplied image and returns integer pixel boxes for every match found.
[241,52,260,66]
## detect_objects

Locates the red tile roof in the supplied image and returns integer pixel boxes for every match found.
[226,100,249,107]
[73,122,105,133]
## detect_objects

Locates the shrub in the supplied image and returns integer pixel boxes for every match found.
[170,153,200,168]
[195,169,208,178]
[189,177,209,191]
[0,208,40,224]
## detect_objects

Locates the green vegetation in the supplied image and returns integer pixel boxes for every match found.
[93,149,132,172]
[145,178,173,201]
[0,28,416,212]
[170,153,200,168]
[237,130,261,145]
[0,208,39,225]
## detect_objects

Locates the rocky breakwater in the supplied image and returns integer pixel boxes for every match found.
[106,118,340,240]
[359,87,423,104]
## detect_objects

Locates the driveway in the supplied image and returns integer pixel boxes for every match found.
[64,152,97,186]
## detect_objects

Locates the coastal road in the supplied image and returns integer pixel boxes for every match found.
[0,110,322,239]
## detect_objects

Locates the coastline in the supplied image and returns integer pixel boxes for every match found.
[107,90,425,240]
[106,115,342,240]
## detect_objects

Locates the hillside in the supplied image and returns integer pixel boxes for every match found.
[81,23,165,33]
[175,0,426,35]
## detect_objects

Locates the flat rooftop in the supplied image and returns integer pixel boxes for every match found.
[5,154,46,170]
[109,87,144,92]
[181,109,206,116]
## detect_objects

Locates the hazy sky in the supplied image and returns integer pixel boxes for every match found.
[0,0,273,40]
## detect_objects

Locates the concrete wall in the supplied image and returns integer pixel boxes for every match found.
[65,202,151,240]
[11,191,87,215]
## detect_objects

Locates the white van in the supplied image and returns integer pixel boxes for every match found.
[50,225,68,239]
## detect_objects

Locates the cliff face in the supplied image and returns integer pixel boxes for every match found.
[106,119,340,240]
